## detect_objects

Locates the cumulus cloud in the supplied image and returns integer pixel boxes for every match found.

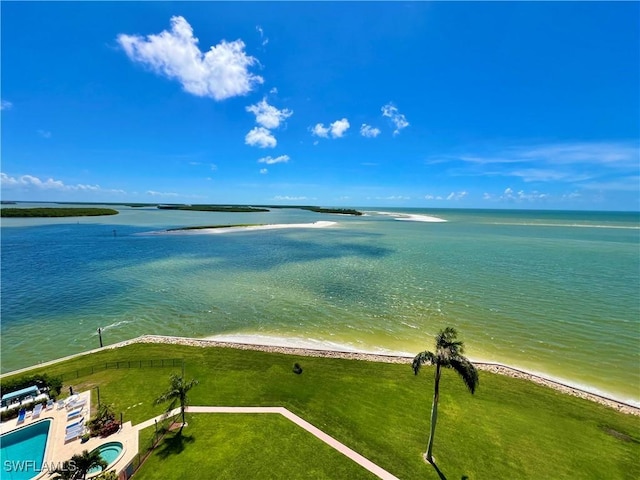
[117,16,263,101]
[37,130,52,139]
[246,98,293,129]
[360,124,381,138]
[1,99,12,110]
[258,154,289,165]
[245,127,276,148]
[260,168,268,174]
[311,123,330,138]
[381,103,409,135]
[425,194,444,201]
[501,187,549,202]
[446,191,468,201]
[311,118,350,139]
[0,173,124,194]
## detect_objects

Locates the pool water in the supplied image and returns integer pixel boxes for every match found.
[1,419,51,480]
[87,442,124,475]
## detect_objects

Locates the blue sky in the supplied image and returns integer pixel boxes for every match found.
[1,1,638,210]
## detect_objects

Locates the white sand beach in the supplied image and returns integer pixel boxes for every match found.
[154,221,338,235]
[370,211,447,223]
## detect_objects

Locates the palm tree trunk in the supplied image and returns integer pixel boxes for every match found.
[426,363,441,463]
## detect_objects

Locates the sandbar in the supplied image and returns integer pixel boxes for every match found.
[151,221,338,235]
[371,211,447,223]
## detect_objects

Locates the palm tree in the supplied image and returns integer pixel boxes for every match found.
[73,450,108,479]
[53,450,107,479]
[154,373,199,430]
[412,327,479,464]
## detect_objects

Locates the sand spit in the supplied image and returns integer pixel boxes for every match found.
[371,211,447,223]
[153,221,338,235]
[116,335,639,416]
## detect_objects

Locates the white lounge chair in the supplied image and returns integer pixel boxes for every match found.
[33,404,43,419]
[45,399,54,411]
[64,426,84,442]
[67,408,83,421]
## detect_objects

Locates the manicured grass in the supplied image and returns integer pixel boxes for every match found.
[134,415,376,480]
[5,343,639,479]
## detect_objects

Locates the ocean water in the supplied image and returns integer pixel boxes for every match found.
[1,205,639,406]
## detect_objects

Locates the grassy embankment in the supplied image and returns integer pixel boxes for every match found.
[0,207,119,217]
[3,343,638,479]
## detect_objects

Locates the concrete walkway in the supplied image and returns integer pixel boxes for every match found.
[134,406,399,480]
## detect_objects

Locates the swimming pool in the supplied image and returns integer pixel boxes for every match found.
[87,441,124,476]
[1,419,51,480]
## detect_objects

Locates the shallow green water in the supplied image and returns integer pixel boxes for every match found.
[1,205,638,405]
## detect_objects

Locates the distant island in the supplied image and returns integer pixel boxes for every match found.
[300,207,363,216]
[157,205,270,213]
[0,207,119,217]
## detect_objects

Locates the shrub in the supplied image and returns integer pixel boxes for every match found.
[0,373,62,399]
[99,421,120,438]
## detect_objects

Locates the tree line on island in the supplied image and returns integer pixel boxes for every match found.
[1,203,363,217]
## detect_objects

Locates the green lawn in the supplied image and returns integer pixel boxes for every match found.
[6,343,639,479]
[134,415,376,480]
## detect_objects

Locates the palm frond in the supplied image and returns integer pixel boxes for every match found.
[412,350,436,375]
[449,356,479,394]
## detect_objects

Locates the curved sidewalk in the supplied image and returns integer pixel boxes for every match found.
[135,406,399,480]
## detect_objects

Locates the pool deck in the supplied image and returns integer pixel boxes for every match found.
[0,391,139,479]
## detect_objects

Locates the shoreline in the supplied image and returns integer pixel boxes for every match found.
[1,334,638,416]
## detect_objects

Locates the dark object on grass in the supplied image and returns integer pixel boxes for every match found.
[292,363,303,374]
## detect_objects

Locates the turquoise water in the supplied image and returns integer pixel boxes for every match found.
[0,419,51,480]
[87,441,123,474]
[1,205,639,405]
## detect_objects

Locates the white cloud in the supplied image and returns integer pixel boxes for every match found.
[274,195,308,201]
[446,191,468,201]
[425,194,444,201]
[360,124,380,138]
[1,100,12,110]
[269,87,278,94]
[37,130,52,139]
[245,127,277,148]
[260,168,268,174]
[117,16,263,101]
[381,103,409,135]
[258,154,289,165]
[500,187,549,202]
[311,123,330,138]
[256,25,269,47]
[246,98,293,129]
[330,118,350,138]
[0,173,124,194]
[311,118,350,139]
[146,190,179,197]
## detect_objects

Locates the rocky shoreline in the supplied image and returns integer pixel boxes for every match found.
[117,334,639,416]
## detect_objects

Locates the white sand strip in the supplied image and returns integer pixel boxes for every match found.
[370,211,447,223]
[156,221,338,235]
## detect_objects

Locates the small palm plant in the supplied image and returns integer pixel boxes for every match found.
[155,372,199,431]
[413,327,479,463]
